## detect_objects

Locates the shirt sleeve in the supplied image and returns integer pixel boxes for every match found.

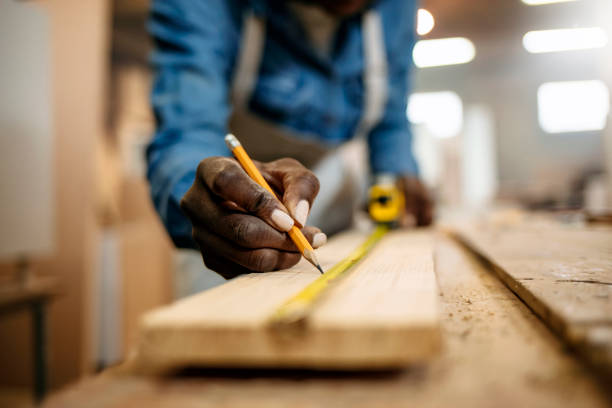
[147,0,242,248]
[367,0,419,176]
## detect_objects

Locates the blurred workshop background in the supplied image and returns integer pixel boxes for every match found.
[0,0,611,404]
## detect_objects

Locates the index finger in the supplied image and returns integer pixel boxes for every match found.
[198,157,295,232]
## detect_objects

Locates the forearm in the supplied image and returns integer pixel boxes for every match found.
[368,125,419,176]
[147,130,231,248]
[148,0,242,247]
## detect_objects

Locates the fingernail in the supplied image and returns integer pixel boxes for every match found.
[271,209,294,231]
[312,232,327,248]
[294,200,309,227]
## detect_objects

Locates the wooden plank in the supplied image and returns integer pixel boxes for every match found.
[133,230,440,371]
[453,219,612,376]
[43,237,611,408]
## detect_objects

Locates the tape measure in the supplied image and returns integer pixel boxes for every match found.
[269,224,389,327]
[269,175,404,328]
[368,175,405,225]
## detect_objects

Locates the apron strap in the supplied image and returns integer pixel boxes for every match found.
[353,10,389,140]
[231,9,389,141]
[231,12,266,109]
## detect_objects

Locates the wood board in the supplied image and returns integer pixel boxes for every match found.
[43,237,611,408]
[134,229,440,371]
[453,218,612,376]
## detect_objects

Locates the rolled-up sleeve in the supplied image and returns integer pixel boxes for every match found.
[147,0,241,248]
[367,0,419,176]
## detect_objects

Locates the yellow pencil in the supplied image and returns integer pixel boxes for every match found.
[224,134,324,274]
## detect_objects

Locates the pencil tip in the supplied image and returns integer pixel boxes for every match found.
[303,249,324,274]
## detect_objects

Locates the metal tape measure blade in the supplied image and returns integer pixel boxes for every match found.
[270,224,390,327]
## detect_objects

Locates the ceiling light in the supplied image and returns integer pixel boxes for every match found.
[537,80,610,133]
[417,9,435,36]
[413,38,476,68]
[523,27,608,53]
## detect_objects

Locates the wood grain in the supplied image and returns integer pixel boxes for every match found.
[453,219,612,376]
[134,230,440,371]
[43,237,611,408]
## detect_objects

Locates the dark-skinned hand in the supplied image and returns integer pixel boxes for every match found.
[180,157,326,279]
[398,176,434,227]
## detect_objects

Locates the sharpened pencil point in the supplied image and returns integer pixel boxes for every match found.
[303,249,323,274]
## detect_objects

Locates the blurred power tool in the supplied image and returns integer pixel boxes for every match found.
[368,174,405,225]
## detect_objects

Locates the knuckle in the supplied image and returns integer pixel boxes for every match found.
[199,156,239,192]
[197,156,221,181]
[298,171,320,194]
[197,157,213,173]
[181,201,198,222]
[277,253,301,270]
[287,171,319,198]
[232,220,274,248]
[246,189,273,214]
[195,160,207,178]
[180,187,210,222]
[179,195,192,214]
[211,165,240,195]
[248,249,276,272]
[276,157,301,168]
[231,221,254,247]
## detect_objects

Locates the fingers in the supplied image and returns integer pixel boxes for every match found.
[205,215,326,251]
[193,223,325,275]
[261,158,320,228]
[182,156,327,276]
[413,180,433,226]
[197,157,295,232]
[400,202,418,228]
[182,183,326,251]
[400,177,434,227]
[194,228,302,272]
[200,253,253,280]
[302,226,327,249]
[418,191,434,226]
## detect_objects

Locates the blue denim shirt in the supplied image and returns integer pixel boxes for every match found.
[148,0,419,248]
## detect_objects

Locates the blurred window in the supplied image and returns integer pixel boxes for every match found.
[537,80,610,133]
[522,0,578,5]
[413,38,475,68]
[523,27,608,53]
[408,91,463,138]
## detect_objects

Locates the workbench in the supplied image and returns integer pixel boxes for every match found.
[44,215,612,407]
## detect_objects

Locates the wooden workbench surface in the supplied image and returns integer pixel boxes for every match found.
[44,235,611,408]
[454,215,612,376]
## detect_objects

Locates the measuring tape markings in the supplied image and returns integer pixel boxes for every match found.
[269,224,390,327]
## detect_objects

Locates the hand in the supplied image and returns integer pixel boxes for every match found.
[180,157,325,279]
[398,176,433,227]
